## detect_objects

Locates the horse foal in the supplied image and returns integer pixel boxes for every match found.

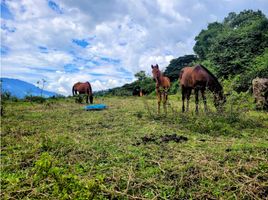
[151,64,170,114]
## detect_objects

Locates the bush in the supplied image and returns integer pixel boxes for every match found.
[1,152,103,199]
[25,95,46,103]
[169,81,180,95]
[222,78,255,111]
[1,91,19,102]
[74,95,84,103]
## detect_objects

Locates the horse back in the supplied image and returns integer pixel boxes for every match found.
[192,65,211,83]
[179,67,195,88]
[73,82,92,94]
[180,66,212,88]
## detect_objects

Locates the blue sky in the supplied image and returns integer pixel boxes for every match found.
[1,0,268,95]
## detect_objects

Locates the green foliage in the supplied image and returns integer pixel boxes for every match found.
[197,59,217,75]
[251,48,268,78]
[139,77,155,94]
[74,94,83,103]
[1,91,11,101]
[0,92,19,116]
[25,95,46,103]
[164,54,197,81]
[32,152,102,199]
[1,91,19,102]
[169,81,179,94]
[194,22,224,60]
[224,49,268,92]
[107,86,133,96]
[223,10,266,29]
[101,73,155,96]
[134,70,146,81]
[194,10,268,92]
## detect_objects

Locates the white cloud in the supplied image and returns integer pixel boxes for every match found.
[1,0,268,95]
[157,0,192,23]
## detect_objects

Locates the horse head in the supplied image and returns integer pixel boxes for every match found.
[213,90,226,110]
[151,64,161,85]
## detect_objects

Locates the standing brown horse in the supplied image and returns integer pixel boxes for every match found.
[151,64,170,114]
[72,82,93,104]
[179,64,225,113]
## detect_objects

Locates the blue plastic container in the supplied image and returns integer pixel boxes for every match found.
[84,104,107,111]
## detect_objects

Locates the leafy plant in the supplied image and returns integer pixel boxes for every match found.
[25,95,46,103]
[32,152,102,199]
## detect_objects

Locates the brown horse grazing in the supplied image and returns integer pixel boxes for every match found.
[151,64,170,114]
[179,64,225,113]
[72,82,93,104]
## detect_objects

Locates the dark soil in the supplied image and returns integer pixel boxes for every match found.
[135,134,188,146]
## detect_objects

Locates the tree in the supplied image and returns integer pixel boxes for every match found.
[164,55,197,82]
[235,48,268,91]
[104,72,155,96]
[193,22,224,60]
[134,71,146,81]
[194,10,268,91]
[37,79,47,97]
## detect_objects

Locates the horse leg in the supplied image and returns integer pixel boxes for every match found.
[163,91,167,115]
[158,94,161,115]
[195,88,199,113]
[186,89,191,112]
[182,87,185,112]
[90,95,93,104]
[201,89,207,112]
[156,89,161,114]
[86,95,89,104]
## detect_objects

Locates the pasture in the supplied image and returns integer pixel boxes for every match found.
[1,95,268,199]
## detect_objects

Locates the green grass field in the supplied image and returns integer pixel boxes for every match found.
[1,95,268,199]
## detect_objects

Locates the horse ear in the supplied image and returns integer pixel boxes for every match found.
[151,65,154,69]
[156,64,159,69]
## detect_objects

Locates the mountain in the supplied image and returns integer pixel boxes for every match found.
[1,78,60,98]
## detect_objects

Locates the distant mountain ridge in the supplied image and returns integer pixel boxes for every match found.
[1,78,60,98]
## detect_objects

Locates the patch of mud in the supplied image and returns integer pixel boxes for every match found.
[134,134,188,146]
[160,134,188,143]
[141,135,157,144]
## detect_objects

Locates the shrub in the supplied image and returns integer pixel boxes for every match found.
[32,152,102,199]
[1,91,19,102]
[169,81,180,95]
[25,95,46,103]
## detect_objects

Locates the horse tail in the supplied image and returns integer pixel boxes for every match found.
[72,85,75,96]
[87,82,94,104]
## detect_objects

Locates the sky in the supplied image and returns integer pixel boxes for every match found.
[1,0,268,95]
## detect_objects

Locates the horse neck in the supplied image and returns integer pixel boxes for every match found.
[208,78,222,95]
[156,72,165,86]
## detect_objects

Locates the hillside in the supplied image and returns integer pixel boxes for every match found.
[1,78,60,98]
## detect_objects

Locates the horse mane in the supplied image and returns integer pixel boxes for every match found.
[197,64,223,90]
